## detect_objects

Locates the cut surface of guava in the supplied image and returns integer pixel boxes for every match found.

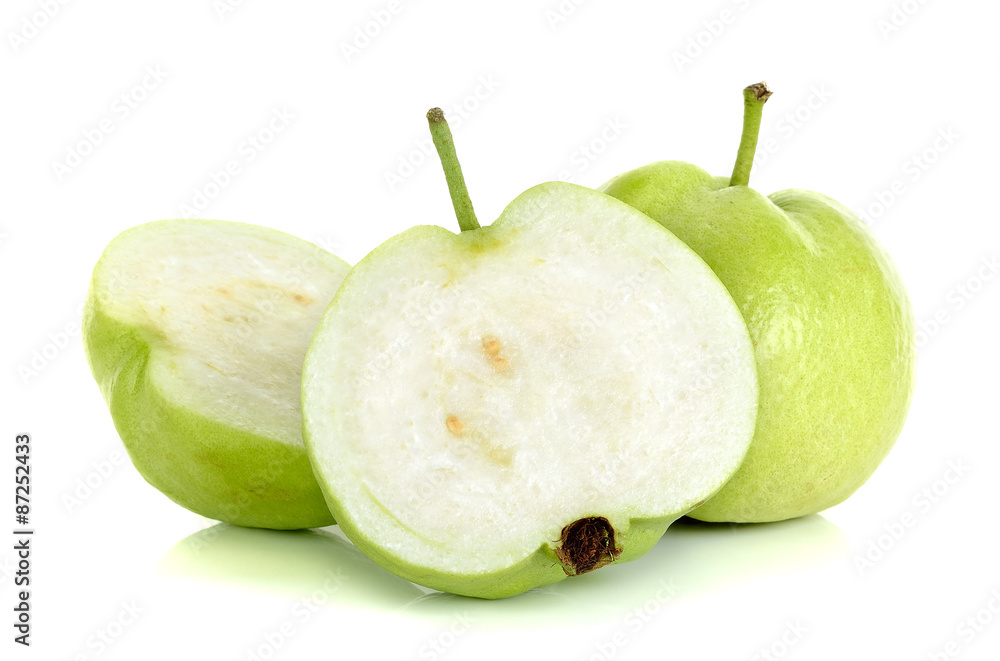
[84,219,348,528]
[303,183,758,595]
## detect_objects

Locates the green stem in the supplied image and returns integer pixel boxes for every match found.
[427,107,480,232]
[729,82,772,187]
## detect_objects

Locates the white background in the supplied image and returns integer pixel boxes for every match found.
[2,0,998,659]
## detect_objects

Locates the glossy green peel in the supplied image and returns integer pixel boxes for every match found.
[83,220,348,529]
[601,82,916,522]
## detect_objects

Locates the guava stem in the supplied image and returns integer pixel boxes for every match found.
[728,82,772,187]
[427,108,480,232]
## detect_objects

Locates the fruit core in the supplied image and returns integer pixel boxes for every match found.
[556,516,621,576]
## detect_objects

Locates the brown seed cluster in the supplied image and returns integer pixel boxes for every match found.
[555,517,621,576]
[445,416,465,434]
[444,335,511,437]
[482,336,501,356]
[482,336,508,372]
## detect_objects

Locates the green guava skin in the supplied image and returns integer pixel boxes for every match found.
[326,481,679,600]
[601,163,916,523]
[83,220,344,530]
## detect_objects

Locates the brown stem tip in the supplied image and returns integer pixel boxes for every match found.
[555,517,621,576]
[427,107,445,123]
[745,81,772,103]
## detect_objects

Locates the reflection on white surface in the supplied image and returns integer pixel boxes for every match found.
[158,524,424,608]
[403,515,849,626]
[158,515,847,627]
